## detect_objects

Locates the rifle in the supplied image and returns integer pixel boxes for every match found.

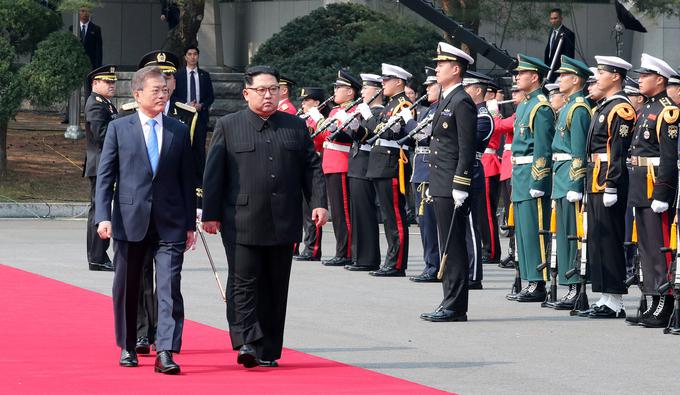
[396,114,434,145]
[365,93,428,145]
[660,203,680,334]
[539,201,558,308]
[503,203,523,300]
[566,197,589,315]
[326,88,384,142]
[298,95,335,119]
[624,208,646,324]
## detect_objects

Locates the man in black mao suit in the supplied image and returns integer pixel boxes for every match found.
[202,66,328,368]
[544,8,575,82]
[420,42,478,322]
[95,66,196,374]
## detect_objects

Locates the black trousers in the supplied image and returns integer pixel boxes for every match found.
[112,222,185,352]
[433,197,470,313]
[499,178,515,257]
[87,176,110,264]
[373,177,409,270]
[636,207,673,295]
[587,193,627,294]
[136,250,157,342]
[224,243,293,361]
[326,173,351,259]
[467,188,484,283]
[480,175,501,261]
[414,182,439,276]
[295,195,323,258]
[350,177,380,267]
[192,120,208,185]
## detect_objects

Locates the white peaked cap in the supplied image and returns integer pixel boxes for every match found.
[381,63,413,81]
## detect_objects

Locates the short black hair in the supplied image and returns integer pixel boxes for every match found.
[184,45,199,55]
[550,8,562,16]
[244,65,280,86]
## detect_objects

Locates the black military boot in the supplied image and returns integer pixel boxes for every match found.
[551,284,579,310]
[640,295,673,328]
[626,295,654,326]
[516,281,547,303]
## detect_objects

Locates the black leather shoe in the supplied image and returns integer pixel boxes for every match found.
[577,305,598,317]
[640,296,672,328]
[482,256,500,265]
[257,359,279,367]
[468,282,483,290]
[369,268,406,277]
[409,273,440,282]
[516,282,546,302]
[322,256,352,266]
[155,350,180,374]
[344,263,379,271]
[294,253,320,261]
[420,308,468,322]
[588,305,626,319]
[237,344,258,368]
[135,337,150,355]
[89,261,114,271]
[498,256,516,269]
[551,285,578,310]
[119,349,138,367]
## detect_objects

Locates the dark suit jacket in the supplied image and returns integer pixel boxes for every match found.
[71,21,102,68]
[172,67,214,125]
[544,25,575,71]
[202,109,327,245]
[95,113,196,242]
[428,85,478,196]
[84,92,117,177]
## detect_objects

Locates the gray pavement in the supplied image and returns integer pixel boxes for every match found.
[0,219,676,394]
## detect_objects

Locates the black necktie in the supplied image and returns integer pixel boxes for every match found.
[189,70,197,103]
[80,24,86,41]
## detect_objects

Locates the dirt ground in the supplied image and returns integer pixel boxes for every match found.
[0,112,89,202]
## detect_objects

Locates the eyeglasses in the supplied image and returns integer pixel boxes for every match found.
[141,87,169,97]
[246,86,280,96]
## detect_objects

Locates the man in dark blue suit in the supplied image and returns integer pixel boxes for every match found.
[95,66,196,374]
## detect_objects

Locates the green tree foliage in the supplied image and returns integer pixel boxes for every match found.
[251,3,441,94]
[631,0,680,17]
[0,37,24,125]
[0,0,62,55]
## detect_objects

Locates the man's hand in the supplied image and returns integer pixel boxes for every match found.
[185,231,196,252]
[312,208,329,227]
[529,189,545,198]
[307,107,323,122]
[651,200,669,213]
[602,193,618,207]
[333,110,349,123]
[196,208,203,223]
[566,191,582,203]
[202,221,220,234]
[97,221,112,240]
[160,14,166,21]
[399,108,413,123]
[356,103,373,120]
[452,189,468,207]
[194,103,203,111]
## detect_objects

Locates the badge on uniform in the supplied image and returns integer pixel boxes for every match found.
[441,109,452,117]
[619,124,629,137]
[598,114,605,123]
[443,122,449,129]
[643,130,650,139]
[669,125,679,138]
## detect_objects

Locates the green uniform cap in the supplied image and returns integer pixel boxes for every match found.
[514,54,550,75]
[556,56,592,79]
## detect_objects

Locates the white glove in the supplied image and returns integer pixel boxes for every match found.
[357,103,373,120]
[333,109,349,123]
[425,187,432,200]
[602,193,617,207]
[399,108,413,123]
[486,99,499,116]
[529,189,545,198]
[651,199,669,213]
[196,208,203,223]
[348,118,360,131]
[307,107,322,122]
[452,189,468,207]
[566,191,582,203]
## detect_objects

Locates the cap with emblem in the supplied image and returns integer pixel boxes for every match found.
[433,42,474,65]
[463,70,493,87]
[623,76,641,96]
[279,75,296,86]
[360,73,382,87]
[137,50,180,74]
[634,53,676,79]
[423,67,437,85]
[556,55,592,79]
[667,71,680,86]
[299,87,325,101]
[586,67,598,84]
[545,83,560,93]
[334,69,362,92]
[514,54,550,75]
[88,64,117,83]
[381,63,412,81]
[594,55,632,78]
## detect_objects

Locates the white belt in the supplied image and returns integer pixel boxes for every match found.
[590,153,608,162]
[323,141,351,153]
[630,156,660,166]
[376,138,409,150]
[552,153,572,161]
[415,146,431,154]
[504,144,512,151]
[483,148,497,155]
[360,144,372,152]
[511,155,533,165]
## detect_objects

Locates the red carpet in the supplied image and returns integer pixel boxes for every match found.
[0,264,451,394]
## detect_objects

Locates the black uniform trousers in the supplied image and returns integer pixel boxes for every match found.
[191,120,208,183]
[413,182,439,277]
[295,195,323,258]
[87,176,110,264]
[636,207,673,295]
[467,186,484,284]
[433,196,470,313]
[224,242,293,361]
[587,193,628,294]
[350,177,380,267]
[112,220,185,352]
[373,177,409,270]
[136,251,157,343]
[624,203,637,280]
[499,178,515,256]
[326,173,351,259]
[480,174,501,262]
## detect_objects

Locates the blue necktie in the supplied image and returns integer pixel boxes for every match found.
[147,119,159,175]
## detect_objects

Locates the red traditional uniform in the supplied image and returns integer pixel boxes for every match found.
[277,98,297,115]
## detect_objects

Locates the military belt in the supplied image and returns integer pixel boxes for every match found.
[415,146,431,155]
[630,156,660,166]
[323,141,351,153]
[359,144,372,152]
[590,153,609,162]
[483,148,497,155]
[503,144,512,151]
[511,155,533,165]
[552,153,572,162]
[375,138,409,150]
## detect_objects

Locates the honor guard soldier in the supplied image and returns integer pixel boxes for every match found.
[293,87,326,261]
[545,56,592,309]
[403,68,441,282]
[667,73,680,105]
[344,74,384,271]
[366,63,414,277]
[583,56,635,318]
[462,71,495,289]
[84,65,118,272]
[626,54,679,326]
[546,83,566,112]
[510,54,555,303]
[277,76,297,115]
[317,70,362,267]
[625,77,646,113]
[419,42,477,322]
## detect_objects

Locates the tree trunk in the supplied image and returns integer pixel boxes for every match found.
[0,120,8,176]
[164,0,206,63]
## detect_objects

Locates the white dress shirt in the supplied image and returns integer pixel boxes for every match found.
[442,82,462,99]
[186,67,200,103]
[138,111,164,157]
[79,21,89,37]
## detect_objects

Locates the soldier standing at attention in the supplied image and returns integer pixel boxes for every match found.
[277,76,297,115]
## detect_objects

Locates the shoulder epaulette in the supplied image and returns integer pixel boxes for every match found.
[121,101,139,111]
[537,94,548,102]
[95,96,103,103]
[566,101,591,130]
[175,101,197,113]
[528,100,554,133]
[613,103,636,121]
[575,97,585,103]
